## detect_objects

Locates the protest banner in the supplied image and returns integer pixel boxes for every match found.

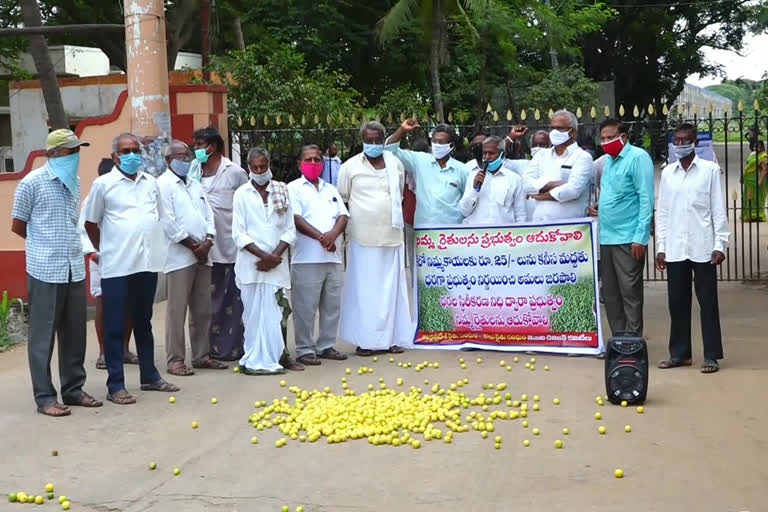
[412,219,603,355]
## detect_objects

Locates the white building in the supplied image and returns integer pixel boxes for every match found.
[670,83,732,119]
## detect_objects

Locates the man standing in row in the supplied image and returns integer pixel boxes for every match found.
[12,129,102,417]
[656,124,729,374]
[459,135,527,225]
[386,119,469,225]
[592,119,654,337]
[158,140,228,376]
[523,110,593,222]
[338,121,414,356]
[85,133,179,404]
[322,143,342,187]
[288,145,349,365]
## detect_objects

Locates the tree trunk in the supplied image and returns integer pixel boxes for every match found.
[19,0,69,130]
[200,0,212,80]
[429,0,444,121]
[232,16,245,50]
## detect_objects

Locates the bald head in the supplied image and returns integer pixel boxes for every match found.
[531,130,550,148]
[164,139,193,169]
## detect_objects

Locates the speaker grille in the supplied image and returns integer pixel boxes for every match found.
[607,364,644,401]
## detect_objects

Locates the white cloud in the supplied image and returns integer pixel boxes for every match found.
[687,33,768,86]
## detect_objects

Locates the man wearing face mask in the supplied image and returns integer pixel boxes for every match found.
[522,110,593,222]
[338,121,414,356]
[287,144,350,366]
[232,147,297,375]
[655,124,729,374]
[459,136,527,225]
[385,118,469,225]
[85,133,179,404]
[157,140,227,377]
[192,127,249,362]
[591,118,654,338]
[12,129,102,417]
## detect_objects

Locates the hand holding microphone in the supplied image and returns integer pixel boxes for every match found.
[474,160,488,191]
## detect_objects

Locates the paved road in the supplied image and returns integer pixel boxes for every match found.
[0,282,766,511]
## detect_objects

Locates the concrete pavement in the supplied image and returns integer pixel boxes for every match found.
[0,281,766,512]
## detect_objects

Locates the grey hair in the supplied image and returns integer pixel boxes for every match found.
[552,109,578,131]
[300,144,321,158]
[112,132,142,153]
[360,120,386,140]
[162,139,191,158]
[482,135,504,152]
[247,147,270,163]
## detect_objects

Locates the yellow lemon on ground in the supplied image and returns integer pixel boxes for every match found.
[532,427,541,436]
[523,439,530,447]
[598,426,607,434]
[373,356,378,362]
[168,396,176,404]
[521,394,528,401]
[192,421,199,429]
[621,400,628,407]
[8,493,17,503]
[279,380,287,387]
[411,439,421,449]
[233,366,240,373]
[173,468,181,476]
[513,357,519,363]
[211,397,218,404]
[533,403,540,411]
[45,484,54,493]
[625,425,632,433]
[494,435,502,443]
[554,440,563,449]
[282,507,290,512]
[544,365,550,371]
[297,507,305,512]
[636,406,644,414]
[506,365,512,371]
[522,420,529,428]
[61,501,71,510]
[345,368,351,374]
[614,468,624,478]
[476,358,483,364]
[533,395,540,402]
[562,427,569,435]
[594,412,602,420]
[148,462,157,470]
[58,496,67,504]
[35,496,44,504]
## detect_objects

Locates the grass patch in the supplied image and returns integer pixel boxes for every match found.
[548,279,597,333]
[417,284,455,332]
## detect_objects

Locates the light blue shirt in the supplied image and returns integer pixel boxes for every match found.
[385,142,469,225]
[598,144,654,246]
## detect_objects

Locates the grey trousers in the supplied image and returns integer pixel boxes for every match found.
[165,263,212,367]
[27,276,87,408]
[290,263,343,357]
[600,244,644,336]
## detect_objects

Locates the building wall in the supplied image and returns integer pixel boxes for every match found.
[672,83,732,118]
[19,46,111,78]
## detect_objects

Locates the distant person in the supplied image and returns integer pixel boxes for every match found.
[288,144,350,365]
[193,127,249,361]
[386,119,470,225]
[322,143,342,187]
[522,110,593,222]
[459,135,526,225]
[467,129,491,169]
[590,119,654,337]
[81,158,138,370]
[403,139,430,283]
[338,121,413,356]
[12,129,102,417]
[655,124,729,374]
[85,132,179,404]
[741,140,767,222]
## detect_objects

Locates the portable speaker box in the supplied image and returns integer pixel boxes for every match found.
[604,334,648,405]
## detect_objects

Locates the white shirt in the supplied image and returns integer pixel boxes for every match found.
[286,176,349,264]
[459,167,527,225]
[655,156,730,263]
[84,168,169,279]
[79,193,96,256]
[337,151,404,247]
[232,181,296,289]
[200,156,249,264]
[157,169,216,273]
[467,158,529,176]
[522,143,593,221]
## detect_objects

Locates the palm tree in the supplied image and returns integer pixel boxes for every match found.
[378,0,485,121]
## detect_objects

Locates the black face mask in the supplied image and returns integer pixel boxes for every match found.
[470,144,483,166]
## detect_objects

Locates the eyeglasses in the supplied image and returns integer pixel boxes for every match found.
[117,148,141,155]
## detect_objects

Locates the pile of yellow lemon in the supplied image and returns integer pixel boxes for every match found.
[7,484,71,509]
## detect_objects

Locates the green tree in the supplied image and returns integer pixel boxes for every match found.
[378,0,489,121]
[0,1,28,79]
[520,65,600,112]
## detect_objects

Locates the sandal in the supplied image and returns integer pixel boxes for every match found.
[106,390,137,405]
[167,362,194,376]
[140,379,180,392]
[243,367,285,376]
[701,360,720,374]
[658,358,692,369]
[63,392,103,408]
[37,402,71,417]
[123,351,140,365]
[319,348,347,361]
[95,355,107,370]
[192,359,228,370]
[388,345,405,354]
[356,347,377,357]
[297,354,322,366]
[280,354,305,372]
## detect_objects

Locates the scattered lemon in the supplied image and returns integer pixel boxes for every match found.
[614,468,624,479]
[297,507,305,512]
[279,380,287,387]
[499,360,506,366]
[544,365,550,371]
[594,412,602,420]
[233,366,240,373]
[625,425,632,433]
[529,357,536,363]
[168,396,176,404]
[8,493,17,503]
[411,439,421,449]
[459,358,465,363]
[554,440,563,449]
[45,484,54,493]
[282,507,290,512]
[192,421,199,429]
[524,362,531,369]
[48,493,55,500]
[149,462,157,470]
[211,397,218,404]
[513,357,519,363]
[521,394,528,401]
[532,427,541,436]
[523,439,530,447]
[506,365,512,371]
[345,368,351,374]
[58,496,67,504]
[173,468,181,476]
[251,436,259,444]
[533,403,540,411]
[598,426,607,434]
[61,501,71,510]
[476,358,483,364]
[553,398,560,405]
[533,395,540,402]
[494,435,502,443]
[35,496,44,505]
[562,427,569,435]
[621,400,628,407]
[373,356,378,362]
[636,406,644,414]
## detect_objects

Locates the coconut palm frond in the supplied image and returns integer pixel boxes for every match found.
[377,0,422,43]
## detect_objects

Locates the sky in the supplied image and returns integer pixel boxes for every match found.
[687,32,768,87]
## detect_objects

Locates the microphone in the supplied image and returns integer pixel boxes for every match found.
[475,160,488,192]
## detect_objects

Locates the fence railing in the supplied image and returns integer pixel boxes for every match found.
[230,108,768,282]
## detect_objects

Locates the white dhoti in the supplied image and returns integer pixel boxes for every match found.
[339,241,415,350]
[238,283,284,372]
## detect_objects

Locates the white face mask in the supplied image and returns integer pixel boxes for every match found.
[431,142,453,160]
[530,146,546,157]
[250,169,272,186]
[549,129,572,147]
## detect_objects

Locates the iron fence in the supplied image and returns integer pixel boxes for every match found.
[230,109,768,281]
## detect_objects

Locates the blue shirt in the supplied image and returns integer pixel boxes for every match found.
[322,156,342,187]
[598,144,654,246]
[385,142,469,225]
[11,164,85,283]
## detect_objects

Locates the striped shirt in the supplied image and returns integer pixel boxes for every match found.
[11,164,85,283]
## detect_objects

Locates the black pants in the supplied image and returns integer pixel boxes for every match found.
[666,260,724,361]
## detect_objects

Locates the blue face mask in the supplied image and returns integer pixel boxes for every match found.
[170,159,191,177]
[485,153,503,173]
[195,147,210,164]
[363,143,384,159]
[48,152,80,193]
[119,152,142,175]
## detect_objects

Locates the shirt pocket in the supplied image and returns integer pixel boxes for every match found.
[490,181,509,206]
[690,176,711,210]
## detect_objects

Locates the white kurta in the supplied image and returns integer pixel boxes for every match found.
[339,242,415,350]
